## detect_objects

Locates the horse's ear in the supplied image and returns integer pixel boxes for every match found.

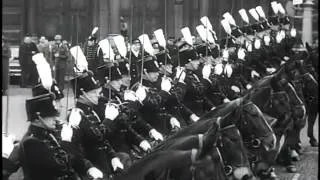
[305,42,312,52]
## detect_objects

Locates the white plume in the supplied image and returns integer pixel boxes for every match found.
[181,27,194,46]
[98,39,115,60]
[154,29,167,48]
[255,6,266,19]
[249,8,260,21]
[239,9,249,24]
[113,35,127,58]
[221,19,232,34]
[138,34,155,56]
[70,46,88,73]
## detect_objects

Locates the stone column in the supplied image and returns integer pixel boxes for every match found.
[92,0,100,27]
[99,0,109,39]
[302,0,314,44]
[109,0,121,34]
[199,0,209,17]
[174,0,184,37]
[27,0,37,34]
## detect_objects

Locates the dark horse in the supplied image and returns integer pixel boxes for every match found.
[154,97,276,179]
[246,66,306,173]
[113,120,230,180]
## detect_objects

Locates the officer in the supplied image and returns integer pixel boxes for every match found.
[97,63,155,155]
[69,70,127,176]
[3,93,104,180]
[132,56,184,135]
[51,34,69,91]
[83,33,104,78]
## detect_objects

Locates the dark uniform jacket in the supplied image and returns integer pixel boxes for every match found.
[99,86,149,154]
[3,125,93,180]
[183,69,214,116]
[84,42,104,77]
[71,100,116,175]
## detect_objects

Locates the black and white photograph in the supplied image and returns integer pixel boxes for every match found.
[2,0,318,179]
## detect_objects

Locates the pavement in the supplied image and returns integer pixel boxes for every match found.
[2,85,318,180]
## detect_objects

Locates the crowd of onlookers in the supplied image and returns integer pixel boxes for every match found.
[2,34,72,95]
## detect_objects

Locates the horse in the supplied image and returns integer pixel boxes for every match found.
[246,66,306,173]
[153,97,276,179]
[113,120,229,180]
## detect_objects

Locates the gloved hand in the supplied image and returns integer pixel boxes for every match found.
[276,32,283,43]
[124,90,138,102]
[246,84,252,90]
[105,104,120,121]
[60,124,73,142]
[237,48,246,60]
[251,70,260,79]
[189,114,200,122]
[231,85,240,93]
[111,157,124,171]
[68,108,82,129]
[136,86,147,102]
[139,140,151,152]
[170,117,181,129]
[2,134,15,159]
[87,167,103,179]
[223,98,230,103]
[178,71,186,83]
[202,64,212,80]
[175,67,184,79]
[161,77,172,92]
[254,39,261,49]
[149,129,164,141]
[266,67,276,74]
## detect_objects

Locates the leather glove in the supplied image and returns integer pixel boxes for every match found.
[231,85,240,93]
[69,108,82,129]
[2,134,15,159]
[161,77,172,92]
[189,114,200,122]
[111,157,124,171]
[175,67,184,79]
[170,117,181,129]
[246,84,252,90]
[178,71,186,83]
[149,129,164,141]
[266,67,276,74]
[61,124,73,142]
[237,48,246,60]
[254,39,261,49]
[251,70,260,79]
[136,86,147,102]
[223,98,230,103]
[124,90,138,102]
[139,140,151,152]
[202,64,212,80]
[87,167,103,179]
[105,104,120,121]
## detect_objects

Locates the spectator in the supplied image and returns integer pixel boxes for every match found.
[51,34,69,91]
[18,34,39,87]
[2,35,11,95]
[37,36,50,63]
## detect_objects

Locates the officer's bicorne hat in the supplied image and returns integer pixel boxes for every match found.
[97,64,123,84]
[279,16,290,26]
[268,16,280,26]
[118,61,130,75]
[155,51,173,66]
[25,93,59,121]
[231,27,243,38]
[240,25,255,36]
[219,37,237,49]
[137,56,160,73]
[32,81,64,100]
[70,71,100,97]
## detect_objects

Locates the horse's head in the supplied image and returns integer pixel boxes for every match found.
[217,125,256,180]
[235,101,276,152]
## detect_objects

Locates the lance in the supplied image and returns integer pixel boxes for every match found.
[127,4,134,89]
[4,44,11,135]
[140,5,146,85]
